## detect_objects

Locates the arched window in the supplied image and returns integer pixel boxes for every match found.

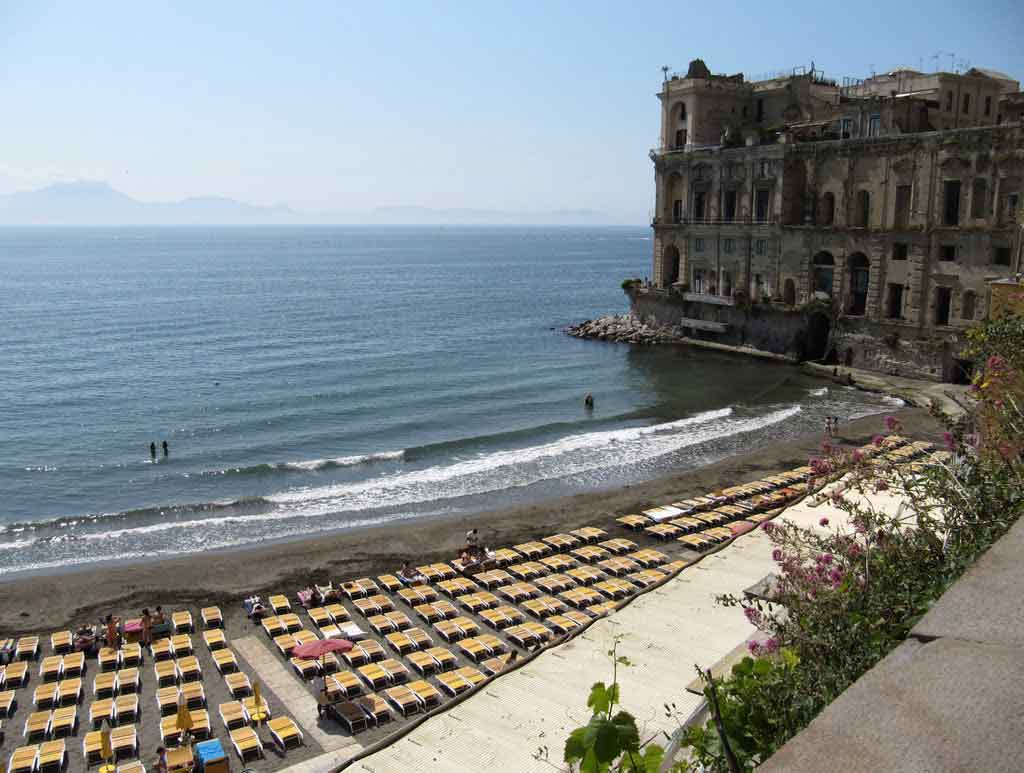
[821,192,836,226]
[784,278,797,306]
[856,190,871,227]
[812,252,835,297]
[961,290,976,321]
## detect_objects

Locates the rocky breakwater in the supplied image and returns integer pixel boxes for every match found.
[566,313,685,345]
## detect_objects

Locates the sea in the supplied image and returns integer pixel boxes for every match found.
[0,226,901,576]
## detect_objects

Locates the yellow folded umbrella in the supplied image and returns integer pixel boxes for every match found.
[99,724,115,773]
[176,697,193,733]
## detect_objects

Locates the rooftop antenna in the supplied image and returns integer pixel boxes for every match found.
[948,52,956,72]
[661,65,670,83]
[931,51,942,72]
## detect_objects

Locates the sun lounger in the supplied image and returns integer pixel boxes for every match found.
[433,620,462,643]
[4,662,29,688]
[8,746,39,773]
[599,538,636,554]
[33,684,57,710]
[171,611,193,634]
[176,655,201,682]
[274,634,298,658]
[503,624,538,649]
[325,671,361,702]
[230,727,264,761]
[37,740,65,773]
[0,689,16,717]
[218,701,247,730]
[383,684,419,717]
[474,569,514,590]
[202,629,226,651]
[268,595,291,615]
[490,548,521,567]
[93,671,116,699]
[113,694,138,724]
[170,634,193,657]
[159,716,184,745]
[210,649,236,675]
[507,562,544,581]
[307,607,331,628]
[60,653,83,680]
[114,667,138,695]
[119,643,141,668]
[47,708,77,737]
[88,697,114,728]
[512,541,550,559]
[150,638,173,662]
[290,657,319,679]
[24,711,50,741]
[187,709,211,740]
[265,715,303,750]
[155,686,179,716]
[407,678,441,709]
[436,671,472,696]
[321,603,348,622]
[261,617,285,638]
[354,692,392,725]
[406,651,438,676]
[615,514,650,531]
[426,646,457,671]
[40,657,62,683]
[116,761,144,773]
[566,566,605,585]
[109,726,136,760]
[83,732,104,764]
[49,632,72,656]
[279,613,302,633]
[564,609,595,626]
[224,672,251,699]
[384,631,415,655]
[560,587,604,609]
[457,637,488,662]
[181,681,205,710]
[379,658,408,684]
[196,606,222,628]
[16,637,40,661]
[153,660,177,688]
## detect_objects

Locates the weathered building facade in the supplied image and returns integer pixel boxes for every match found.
[644,59,1024,380]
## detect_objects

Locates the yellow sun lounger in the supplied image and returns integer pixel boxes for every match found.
[176,656,202,682]
[93,672,116,699]
[325,671,361,700]
[229,727,264,761]
[155,687,180,716]
[224,672,252,699]
[171,610,193,633]
[109,726,136,760]
[180,682,205,710]
[114,667,139,695]
[0,689,16,717]
[218,700,247,730]
[436,671,472,696]
[7,746,39,773]
[113,694,138,724]
[16,637,40,661]
[24,710,51,741]
[212,649,237,674]
[37,740,65,772]
[49,706,76,738]
[201,606,222,628]
[4,662,29,688]
[407,679,441,709]
[150,638,173,662]
[202,629,226,651]
[383,685,419,717]
[49,632,72,656]
[89,698,114,728]
[118,643,141,668]
[39,657,63,683]
[425,647,456,672]
[268,716,304,750]
[170,634,193,657]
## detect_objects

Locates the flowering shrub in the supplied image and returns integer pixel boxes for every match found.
[682,315,1024,771]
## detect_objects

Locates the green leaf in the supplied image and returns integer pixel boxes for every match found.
[592,719,621,763]
[638,743,666,773]
[587,682,611,715]
[564,727,587,763]
[752,658,772,677]
[611,710,640,753]
[781,648,799,669]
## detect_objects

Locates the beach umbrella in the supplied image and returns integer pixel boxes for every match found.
[176,695,193,743]
[250,681,268,725]
[293,639,353,708]
[99,723,114,773]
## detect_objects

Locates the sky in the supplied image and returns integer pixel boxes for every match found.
[1,1,1022,223]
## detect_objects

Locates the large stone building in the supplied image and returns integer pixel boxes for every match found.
[642,58,1024,380]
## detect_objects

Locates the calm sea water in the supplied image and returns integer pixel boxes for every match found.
[0,226,899,575]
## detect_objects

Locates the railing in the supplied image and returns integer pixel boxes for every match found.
[651,143,723,156]
[653,216,777,226]
[681,292,736,307]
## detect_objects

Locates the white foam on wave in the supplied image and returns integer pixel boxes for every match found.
[279,449,405,471]
[808,387,829,397]
[882,395,906,407]
[1,405,804,562]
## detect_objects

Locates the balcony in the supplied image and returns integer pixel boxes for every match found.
[681,291,735,307]
[654,216,777,226]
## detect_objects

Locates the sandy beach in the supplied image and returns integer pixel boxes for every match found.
[0,404,943,636]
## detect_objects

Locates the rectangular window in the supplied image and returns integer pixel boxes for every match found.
[1007,193,1020,222]
[755,239,767,256]
[672,199,683,223]
[693,191,706,221]
[935,287,952,326]
[674,129,686,148]
[993,247,1012,266]
[886,284,904,319]
[892,242,908,260]
[755,189,770,222]
[946,91,953,112]
[723,190,737,222]
[984,96,992,116]
[723,239,735,254]
[963,93,971,114]
[894,185,912,228]
[943,180,961,226]
[756,98,764,122]
[971,178,988,219]
[940,244,957,262]
[759,160,769,178]
[693,268,705,293]
[695,238,705,253]
[840,118,853,139]
[868,114,881,137]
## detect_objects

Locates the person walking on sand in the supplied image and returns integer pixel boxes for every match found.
[141,608,152,646]
[825,417,833,438]
[162,440,168,457]
[149,442,156,459]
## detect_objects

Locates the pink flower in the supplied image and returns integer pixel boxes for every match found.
[819,517,830,527]
[885,415,898,430]
[848,543,862,559]
[821,441,833,455]
[829,568,843,588]
[743,607,762,624]
[772,548,783,562]
[851,449,863,463]
[762,637,780,653]
[747,640,761,655]
[820,553,834,565]
[872,434,884,447]
[874,480,889,492]
[943,431,955,451]
[762,521,775,533]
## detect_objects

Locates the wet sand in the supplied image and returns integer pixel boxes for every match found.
[0,406,944,636]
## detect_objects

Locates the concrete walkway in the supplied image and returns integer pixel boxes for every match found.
[802,361,971,417]
[234,635,365,765]
[762,515,1024,773]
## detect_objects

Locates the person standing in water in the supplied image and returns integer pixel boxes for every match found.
[162,440,168,457]
[149,441,156,459]
[584,393,594,410]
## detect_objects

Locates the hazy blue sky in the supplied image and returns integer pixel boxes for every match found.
[1,1,1021,222]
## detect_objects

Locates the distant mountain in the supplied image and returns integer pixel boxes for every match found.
[0,181,297,225]
[0,181,639,226]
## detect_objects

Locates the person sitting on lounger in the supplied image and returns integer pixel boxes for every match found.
[398,561,427,585]
[244,596,267,619]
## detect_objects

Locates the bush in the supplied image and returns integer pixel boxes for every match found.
[622,278,642,291]
[681,315,1023,771]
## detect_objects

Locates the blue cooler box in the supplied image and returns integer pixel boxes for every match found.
[195,739,228,773]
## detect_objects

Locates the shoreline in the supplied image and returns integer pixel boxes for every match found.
[0,404,944,636]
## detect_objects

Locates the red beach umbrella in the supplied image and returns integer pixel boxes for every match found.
[292,638,353,660]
